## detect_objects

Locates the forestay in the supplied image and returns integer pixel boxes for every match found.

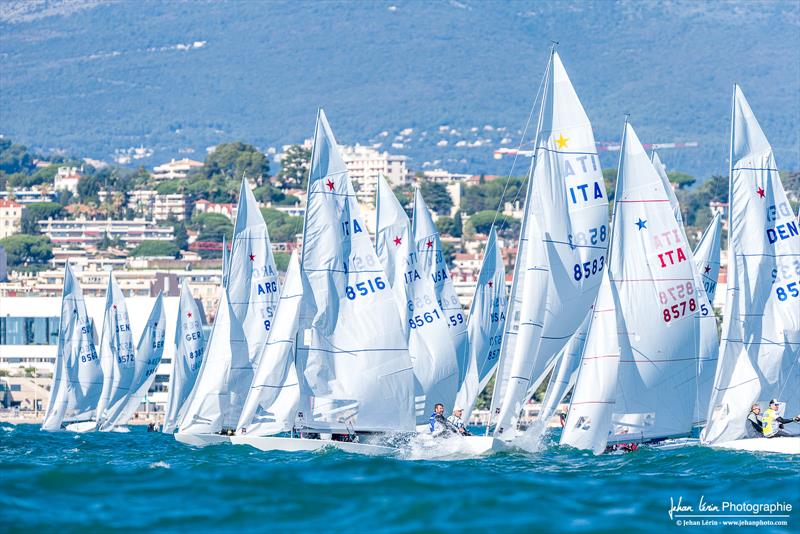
[376,174,459,424]
[701,86,800,444]
[296,109,415,433]
[162,280,206,433]
[237,251,302,436]
[101,294,166,429]
[95,273,136,427]
[454,227,507,421]
[41,264,103,431]
[491,50,608,438]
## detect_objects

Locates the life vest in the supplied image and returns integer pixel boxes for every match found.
[762,408,779,437]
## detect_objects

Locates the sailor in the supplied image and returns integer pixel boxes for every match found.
[745,404,763,438]
[762,399,800,438]
[447,407,470,436]
[429,403,449,437]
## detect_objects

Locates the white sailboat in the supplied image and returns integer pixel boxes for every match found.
[562,122,705,454]
[176,177,281,445]
[234,250,302,438]
[99,293,167,430]
[376,174,460,426]
[41,264,103,431]
[234,109,415,455]
[162,280,206,433]
[489,49,609,441]
[701,86,800,454]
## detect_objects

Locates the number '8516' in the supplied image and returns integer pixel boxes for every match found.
[346,277,386,300]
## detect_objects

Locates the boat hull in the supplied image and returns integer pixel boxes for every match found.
[713,437,800,454]
[230,435,398,456]
[65,421,97,433]
[174,432,232,447]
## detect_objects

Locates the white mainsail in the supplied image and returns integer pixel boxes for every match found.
[162,280,206,433]
[295,109,415,433]
[454,226,507,421]
[701,86,800,444]
[95,273,136,427]
[693,212,722,426]
[562,122,702,453]
[100,294,166,429]
[412,188,469,387]
[222,234,230,288]
[491,50,609,438]
[537,314,590,425]
[376,174,459,424]
[41,264,103,431]
[237,251,302,436]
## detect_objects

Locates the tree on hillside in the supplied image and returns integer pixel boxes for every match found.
[173,221,189,251]
[205,142,270,182]
[419,181,453,216]
[0,234,53,267]
[77,174,102,203]
[260,208,303,243]
[668,171,696,189]
[467,210,519,237]
[0,139,36,175]
[194,213,233,243]
[460,176,525,215]
[277,144,311,189]
[253,183,300,206]
[130,240,180,258]
[20,202,63,234]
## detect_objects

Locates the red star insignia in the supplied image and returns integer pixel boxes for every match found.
[488,280,493,288]
[426,240,433,249]
[757,187,765,198]
[187,312,192,318]
[393,236,402,246]
[249,253,255,261]
[704,265,711,273]
[112,304,117,310]
[326,179,335,191]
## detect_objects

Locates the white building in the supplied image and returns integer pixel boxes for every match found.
[54,166,82,193]
[153,193,190,221]
[194,199,236,220]
[152,158,204,181]
[0,189,56,204]
[419,168,471,184]
[0,200,24,238]
[37,217,173,249]
[339,145,408,205]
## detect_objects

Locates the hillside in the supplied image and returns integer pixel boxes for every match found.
[1,0,799,178]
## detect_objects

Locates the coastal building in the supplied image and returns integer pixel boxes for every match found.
[152,158,204,181]
[0,189,56,204]
[54,166,82,193]
[0,200,24,238]
[37,217,173,249]
[194,199,236,220]
[419,169,471,184]
[339,144,408,205]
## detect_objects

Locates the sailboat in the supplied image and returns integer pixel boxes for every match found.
[701,86,799,454]
[488,49,609,441]
[98,294,167,431]
[561,121,707,454]
[375,174,460,427]
[176,177,281,445]
[162,280,206,434]
[41,263,104,431]
[231,109,415,455]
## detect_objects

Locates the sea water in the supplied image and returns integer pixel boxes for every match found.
[1,424,798,532]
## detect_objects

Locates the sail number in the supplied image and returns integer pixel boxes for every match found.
[408,309,441,329]
[775,281,799,301]
[80,349,98,363]
[662,298,696,322]
[117,354,135,364]
[568,225,607,248]
[345,276,386,300]
[658,282,694,303]
[573,256,605,281]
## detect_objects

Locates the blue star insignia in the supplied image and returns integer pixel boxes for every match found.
[635,218,647,230]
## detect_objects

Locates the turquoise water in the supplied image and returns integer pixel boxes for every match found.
[1,424,798,532]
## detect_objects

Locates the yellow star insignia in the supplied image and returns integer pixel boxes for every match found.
[555,134,569,149]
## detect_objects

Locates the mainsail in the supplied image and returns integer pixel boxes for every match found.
[701,86,800,444]
[95,273,136,427]
[162,280,206,433]
[295,109,415,433]
[376,174,459,424]
[237,251,302,436]
[454,226,507,421]
[562,122,703,453]
[41,264,103,431]
[222,234,230,288]
[651,150,683,225]
[491,50,609,438]
[100,294,166,429]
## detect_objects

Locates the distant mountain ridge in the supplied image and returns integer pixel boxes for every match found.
[1,0,798,179]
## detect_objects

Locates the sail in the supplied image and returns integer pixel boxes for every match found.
[296,109,415,433]
[454,227,507,421]
[651,150,683,225]
[237,251,302,436]
[491,50,609,438]
[377,174,459,424]
[538,313,590,424]
[178,289,250,433]
[162,280,206,433]
[100,294,166,429]
[560,273,619,454]
[701,86,800,444]
[412,188,469,388]
[95,273,136,426]
[693,212,722,426]
[222,234,230,288]
[41,264,103,431]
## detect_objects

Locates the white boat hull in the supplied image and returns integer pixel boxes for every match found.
[65,421,97,433]
[230,435,398,456]
[174,432,232,447]
[713,437,800,454]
